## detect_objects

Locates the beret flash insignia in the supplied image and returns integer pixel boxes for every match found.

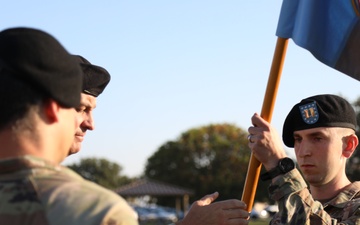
[299,101,319,124]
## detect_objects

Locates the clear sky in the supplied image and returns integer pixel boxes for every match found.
[3,1,360,177]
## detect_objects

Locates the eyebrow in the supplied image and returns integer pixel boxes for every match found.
[80,100,96,109]
[293,130,327,138]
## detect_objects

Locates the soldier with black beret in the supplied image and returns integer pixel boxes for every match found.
[69,55,111,155]
[67,55,252,225]
[0,27,138,225]
[247,94,360,224]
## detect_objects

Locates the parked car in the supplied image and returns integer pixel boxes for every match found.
[132,205,178,223]
[250,208,269,219]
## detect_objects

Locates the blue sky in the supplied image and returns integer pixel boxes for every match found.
[3,1,360,177]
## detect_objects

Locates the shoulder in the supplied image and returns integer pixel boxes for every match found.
[350,181,360,191]
[33,166,138,225]
[343,181,360,199]
[34,165,122,205]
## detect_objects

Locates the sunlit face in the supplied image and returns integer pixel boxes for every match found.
[68,93,97,155]
[58,107,79,163]
[293,127,348,187]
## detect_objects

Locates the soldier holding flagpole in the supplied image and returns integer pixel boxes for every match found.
[248,94,360,224]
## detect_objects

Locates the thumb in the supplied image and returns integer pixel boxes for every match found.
[197,192,219,206]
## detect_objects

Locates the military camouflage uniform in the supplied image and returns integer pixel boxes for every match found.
[269,169,360,225]
[0,155,138,225]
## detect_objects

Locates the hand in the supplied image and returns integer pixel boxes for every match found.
[177,192,249,225]
[248,113,287,170]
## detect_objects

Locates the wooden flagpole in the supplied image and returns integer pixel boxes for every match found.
[241,37,289,212]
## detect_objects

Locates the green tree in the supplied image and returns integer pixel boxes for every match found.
[68,157,132,189]
[144,123,270,204]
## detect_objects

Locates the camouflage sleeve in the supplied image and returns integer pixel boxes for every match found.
[268,169,336,225]
[100,201,139,225]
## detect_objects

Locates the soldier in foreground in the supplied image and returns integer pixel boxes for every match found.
[0,27,138,225]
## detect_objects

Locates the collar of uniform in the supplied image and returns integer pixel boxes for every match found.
[323,182,360,208]
[0,155,60,174]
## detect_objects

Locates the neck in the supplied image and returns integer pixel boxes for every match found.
[309,176,351,201]
[0,125,63,165]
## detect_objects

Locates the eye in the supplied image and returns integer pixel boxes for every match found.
[313,136,322,142]
[294,136,302,143]
[76,107,86,113]
[84,108,92,113]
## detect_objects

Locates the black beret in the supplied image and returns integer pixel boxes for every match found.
[283,94,357,147]
[0,27,82,108]
[73,55,110,97]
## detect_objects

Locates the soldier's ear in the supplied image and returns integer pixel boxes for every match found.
[343,134,358,158]
[43,99,61,123]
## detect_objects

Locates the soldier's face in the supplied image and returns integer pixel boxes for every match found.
[57,106,80,163]
[68,93,97,155]
[293,127,347,186]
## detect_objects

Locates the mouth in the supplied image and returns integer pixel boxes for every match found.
[75,134,85,142]
[300,164,315,170]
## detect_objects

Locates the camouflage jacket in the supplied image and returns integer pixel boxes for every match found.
[268,169,360,225]
[0,155,138,225]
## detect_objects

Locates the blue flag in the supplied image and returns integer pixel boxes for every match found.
[276,0,360,81]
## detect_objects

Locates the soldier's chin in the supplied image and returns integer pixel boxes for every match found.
[68,142,82,156]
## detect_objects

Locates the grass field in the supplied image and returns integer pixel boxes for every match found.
[138,217,271,225]
[249,218,271,225]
